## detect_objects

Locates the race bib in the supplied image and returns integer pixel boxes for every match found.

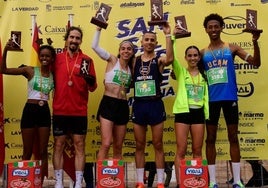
[207,67,228,85]
[135,80,156,97]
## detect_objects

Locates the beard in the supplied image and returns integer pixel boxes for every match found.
[68,43,79,52]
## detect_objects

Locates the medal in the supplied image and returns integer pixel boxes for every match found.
[38,100,44,106]
[68,80,73,86]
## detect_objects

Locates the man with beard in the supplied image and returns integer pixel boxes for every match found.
[52,26,97,188]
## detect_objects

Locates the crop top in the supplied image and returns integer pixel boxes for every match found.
[28,67,54,101]
[104,60,132,88]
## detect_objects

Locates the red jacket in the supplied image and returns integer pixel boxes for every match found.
[52,50,97,116]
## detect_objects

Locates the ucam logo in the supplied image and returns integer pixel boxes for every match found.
[223,16,246,35]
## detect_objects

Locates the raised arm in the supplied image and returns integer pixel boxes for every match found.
[91,27,111,61]
[160,22,174,67]
[233,31,261,67]
[0,41,30,77]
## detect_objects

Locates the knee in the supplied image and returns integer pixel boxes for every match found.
[153,141,163,151]
[206,134,216,145]
[135,140,146,151]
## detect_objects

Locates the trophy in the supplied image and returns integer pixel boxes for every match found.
[174,15,191,38]
[10,31,23,51]
[148,0,167,26]
[90,3,112,29]
[243,9,263,34]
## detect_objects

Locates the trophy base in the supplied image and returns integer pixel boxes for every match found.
[90,17,108,29]
[243,28,263,34]
[148,20,167,26]
[175,32,191,39]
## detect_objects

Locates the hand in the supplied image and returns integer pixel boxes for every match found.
[170,69,176,80]
[4,40,14,51]
[252,31,260,43]
[84,75,96,86]
[162,22,171,35]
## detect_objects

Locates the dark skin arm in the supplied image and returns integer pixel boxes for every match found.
[0,40,33,80]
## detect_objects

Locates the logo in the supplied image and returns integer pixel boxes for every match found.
[185,167,203,175]
[46,4,73,12]
[12,7,39,11]
[230,3,251,6]
[183,177,206,187]
[102,168,119,175]
[12,169,29,177]
[237,82,254,97]
[206,0,221,4]
[120,2,145,8]
[10,179,31,188]
[223,16,246,35]
[180,0,195,4]
[100,177,121,187]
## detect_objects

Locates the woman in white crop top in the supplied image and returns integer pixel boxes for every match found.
[92,26,135,160]
[0,41,56,185]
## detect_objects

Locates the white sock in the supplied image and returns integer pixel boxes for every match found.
[208,165,216,184]
[136,168,144,183]
[232,162,241,183]
[75,171,84,188]
[54,169,63,184]
[156,168,165,184]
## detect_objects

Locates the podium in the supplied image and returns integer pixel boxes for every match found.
[180,159,208,188]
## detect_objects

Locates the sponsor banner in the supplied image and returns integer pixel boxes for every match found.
[0,0,267,163]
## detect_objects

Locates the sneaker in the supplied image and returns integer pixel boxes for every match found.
[233,181,245,188]
[157,183,164,188]
[209,182,219,188]
[136,182,145,188]
[227,178,244,185]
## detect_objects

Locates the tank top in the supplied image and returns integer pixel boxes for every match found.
[104,60,132,88]
[202,43,237,101]
[133,56,162,100]
[28,67,54,100]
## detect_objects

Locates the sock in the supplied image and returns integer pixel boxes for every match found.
[136,168,144,183]
[75,171,84,188]
[232,162,241,183]
[208,165,216,184]
[54,169,63,184]
[156,168,165,184]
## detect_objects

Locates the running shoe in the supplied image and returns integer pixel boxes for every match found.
[233,181,245,188]
[157,183,164,188]
[136,182,145,188]
[209,182,219,188]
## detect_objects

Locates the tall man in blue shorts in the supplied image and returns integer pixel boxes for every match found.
[201,13,261,188]
[131,22,174,188]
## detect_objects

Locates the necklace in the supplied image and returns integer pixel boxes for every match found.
[118,61,129,96]
[65,52,79,86]
[209,44,224,62]
[189,71,200,94]
[141,58,153,80]
[39,67,51,106]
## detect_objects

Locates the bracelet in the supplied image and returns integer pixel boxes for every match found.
[165,34,172,38]
[244,53,250,61]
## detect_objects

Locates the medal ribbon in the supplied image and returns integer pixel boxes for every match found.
[65,52,79,83]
